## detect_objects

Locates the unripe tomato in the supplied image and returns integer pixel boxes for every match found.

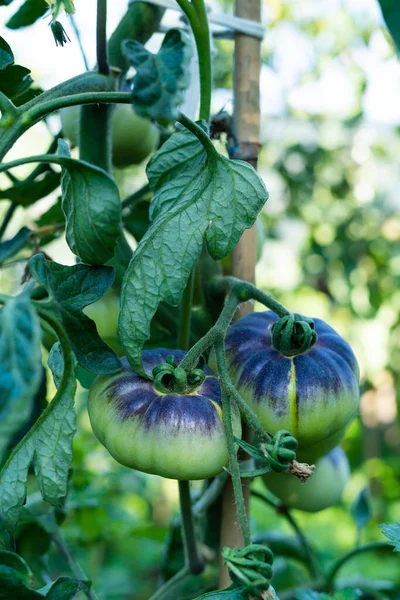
[60,104,159,167]
[263,446,350,512]
[84,291,120,340]
[224,312,359,462]
[88,349,241,480]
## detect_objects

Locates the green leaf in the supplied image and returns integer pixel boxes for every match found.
[0,64,33,100]
[380,523,400,551]
[295,589,363,600]
[194,585,246,600]
[48,342,64,388]
[122,28,192,123]
[6,0,48,29]
[378,1,400,53]
[0,171,61,206]
[119,125,268,375]
[58,140,121,265]
[0,291,42,420]
[0,148,121,265]
[0,37,13,70]
[0,227,32,265]
[0,550,45,599]
[43,577,89,600]
[0,317,76,532]
[351,488,372,532]
[30,254,121,374]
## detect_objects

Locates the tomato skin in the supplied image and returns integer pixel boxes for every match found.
[263,446,350,512]
[224,312,359,462]
[60,104,159,167]
[88,349,241,480]
[84,292,120,340]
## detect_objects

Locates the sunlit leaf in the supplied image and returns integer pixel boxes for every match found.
[380,522,400,551]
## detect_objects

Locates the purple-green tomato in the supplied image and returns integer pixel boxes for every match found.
[263,447,350,512]
[88,349,241,480]
[60,104,159,167]
[224,312,359,462]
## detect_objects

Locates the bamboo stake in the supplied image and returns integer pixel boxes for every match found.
[219,0,262,588]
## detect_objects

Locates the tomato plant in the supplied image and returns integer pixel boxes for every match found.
[0,0,399,599]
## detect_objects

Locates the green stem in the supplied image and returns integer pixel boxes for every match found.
[217,344,250,547]
[52,530,99,600]
[251,489,321,580]
[325,541,390,589]
[193,471,229,515]
[191,0,212,121]
[178,480,205,574]
[79,103,113,172]
[0,201,17,240]
[70,15,90,71]
[149,567,188,600]
[178,271,195,350]
[96,0,109,75]
[177,112,216,158]
[121,183,151,210]
[0,92,18,118]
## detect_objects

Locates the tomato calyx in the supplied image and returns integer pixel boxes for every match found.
[152,355,206,394]
[271,312,318,357]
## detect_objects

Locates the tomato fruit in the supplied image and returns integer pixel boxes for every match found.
[84,291,120,340]
[224,312,359,462]
[60,104,159,167]
[263,446,350,512]
[88,349,241,480]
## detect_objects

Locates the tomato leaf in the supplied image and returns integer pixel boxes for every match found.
[41,577,90,600]
[378,1,400,53]
[0,321,76,532]
[0,64,33,100]
[0,290,42,422]
[30,254,121,374]
[0,170,61,206]
[194,585,246,599]
[122,28,192,123]
[6,0,48,30]
[0,226,32,265]
[380,522,400,551]
[0,147,121,265]
[119,126,268,375]
[0,36,13,70]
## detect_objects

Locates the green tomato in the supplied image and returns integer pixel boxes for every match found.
[88,349,242,480]
[60,104,159,167]
[263,447,350,512]
[83,291,120,340]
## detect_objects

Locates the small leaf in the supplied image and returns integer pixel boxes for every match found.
[0,64,33,100]
[7,0,48,30]
[0,36,13,70]
[0,227,32,265]
[0,148,121,265]
[122,28,192,123]
[48,342,64,388]
[119,126,268,375]
[380,522,400,551]
[194,586,246,600]
[378,1,400,53]
[0,322,76,531]
[0,170,61,206]
[44,576,89,600]
[30,254,121,374]
[351,488,372,532]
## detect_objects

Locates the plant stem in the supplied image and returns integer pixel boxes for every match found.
[0,202,17,241]
[177,112,216,157]
[0,92,18,118]
[149,567,188,600]
[217,346,250,547]
[178,480,205,574]
[325,541,390,589]
[251,489,321,579]
[193,471,229,515]
[70,15,90,71]
[96,0,109,75]
[191,0,212,121]
[52,530,99,600]
[121,183,151,210]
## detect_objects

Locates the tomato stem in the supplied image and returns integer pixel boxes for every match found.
[96,0,109,75]
[178,480,205,575]
[325,541,390,590]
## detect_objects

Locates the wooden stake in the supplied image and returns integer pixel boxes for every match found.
[219,0,262,588]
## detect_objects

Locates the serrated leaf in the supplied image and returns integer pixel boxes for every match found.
[0,64,32,100]
[378,1,400,53]
[351,488,372,531]
[0,37,13,70]
[0,322,76,531]
[119,125,268,375]
[0,291,42,420]
[0,227,32,265]
[0,170,61,206]
[6,0,48,29]
[380,522,400,551]
[30,254,121,374]
[0,147,121,265]
[122,28,192,122]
